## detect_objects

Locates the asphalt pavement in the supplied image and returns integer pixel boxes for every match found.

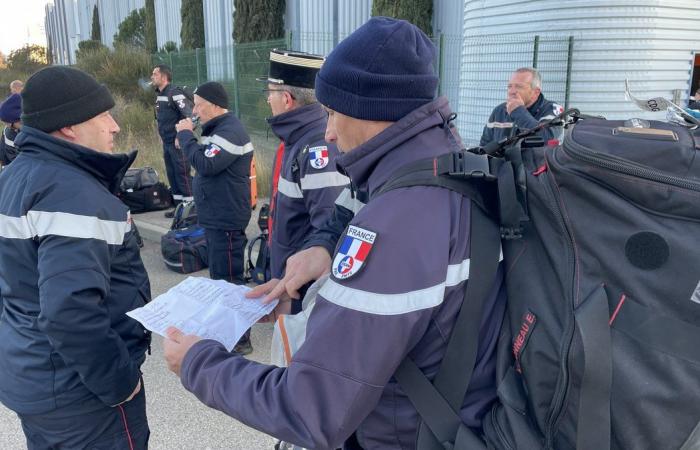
[0,207,279,450]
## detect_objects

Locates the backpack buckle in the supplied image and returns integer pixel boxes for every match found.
[444,152,496,181]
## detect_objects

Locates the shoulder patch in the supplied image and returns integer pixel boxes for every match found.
[309,146,329,169]
[332,225,377,280]
[204,144,221,158]
[177,99,186,109]
[553,103,564,116]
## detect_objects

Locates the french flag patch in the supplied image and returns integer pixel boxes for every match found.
[309,146,329,169]
[332,225,377,280]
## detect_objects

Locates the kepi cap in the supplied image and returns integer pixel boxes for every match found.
[257,49,324,89]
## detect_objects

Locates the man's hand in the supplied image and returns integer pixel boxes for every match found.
[257,246,331,303]
[176,118,194,133]
[163,327,202,377]
[506,93,525,115]
[246,279,293,323]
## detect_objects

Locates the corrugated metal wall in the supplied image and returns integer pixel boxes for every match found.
[459,0,700,144]
[97,0,145,48]
[46,0,81,65]
[433,0,464,113]
[76,0,98,43]
[203,0,234,79]
[154,0,183,49]
[286,0,372,55]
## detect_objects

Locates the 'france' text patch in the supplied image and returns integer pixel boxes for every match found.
[309,146,329,169]
[332,226,377,280]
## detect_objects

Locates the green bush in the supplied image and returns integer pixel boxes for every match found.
[75,45,154,106]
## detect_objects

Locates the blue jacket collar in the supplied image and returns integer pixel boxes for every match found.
[14,126,136,193]
[267,102,327,145]
[336,97,458,197]
[201,111,232,135]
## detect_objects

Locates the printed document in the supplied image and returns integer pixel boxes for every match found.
[127,277,277,351]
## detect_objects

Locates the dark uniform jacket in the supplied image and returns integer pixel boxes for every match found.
[178,97,506,449]
[267,102,348,278]
[178,112,253,230]
[0,127,151,415]
[480,93,562,147]
[156,84,193,144]
[0,126,20,165]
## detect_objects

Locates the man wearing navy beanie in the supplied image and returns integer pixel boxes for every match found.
[164,17,504,450]
[0,93,22,165]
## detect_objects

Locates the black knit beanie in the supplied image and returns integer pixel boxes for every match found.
[315,17,438,121]
[21,66,115,132]
[194,81,229,109]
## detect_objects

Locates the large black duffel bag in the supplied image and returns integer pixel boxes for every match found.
[119,167,172,213]
[161,225,208,274]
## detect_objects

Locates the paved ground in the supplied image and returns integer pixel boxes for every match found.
[0,207,279,450]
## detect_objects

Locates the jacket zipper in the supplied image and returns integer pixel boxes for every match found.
[536,149,578,449]
[563,136,700,192]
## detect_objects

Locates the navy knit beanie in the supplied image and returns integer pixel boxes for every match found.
[0,93,21,124]
[315,17,438,121]
[21,66,114,133]
[194,81,229,109]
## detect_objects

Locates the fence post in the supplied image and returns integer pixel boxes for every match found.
[232,43,240,117]
[195,48,201,85]
[532,35,540,68]
[286,30,293,51]
[168,51,173,73]
[438,33,445,97]
[564,36,574,110]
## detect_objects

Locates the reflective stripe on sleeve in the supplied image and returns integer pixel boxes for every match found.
[334,188,365,214]
[277,177,303,199]
[202,135,254,155]
[486,121,513,129]
[172,94,186,101]
[0,211,130,245]
[4,135,13,147]
[300,172,349,190]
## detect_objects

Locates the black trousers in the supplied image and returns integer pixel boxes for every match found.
[205,228,247,285]
[19,384,149,450]
[162,140,192,201]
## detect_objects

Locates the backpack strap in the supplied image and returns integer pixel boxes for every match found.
[394,204,499,450]
[375,154,502,449]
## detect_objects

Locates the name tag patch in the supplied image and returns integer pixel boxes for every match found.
[332,226,377,280]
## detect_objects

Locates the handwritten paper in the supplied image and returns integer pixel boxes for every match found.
[127,277,277,351]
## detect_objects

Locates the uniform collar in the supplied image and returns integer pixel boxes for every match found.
[201,111,231,135]
[13,126,136,193]
[526,93,546,116]
[266,102,327,145]
[336,97,457,197]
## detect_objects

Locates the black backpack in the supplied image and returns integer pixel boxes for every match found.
[161,225,208,274]
[247,204,271,284]
[378,113,700,450]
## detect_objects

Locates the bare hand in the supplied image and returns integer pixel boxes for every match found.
[176,118,194,133]
[246,278,294,323]
[163,327,202,377]
[506,93,525,115]
[266,247,331,302]
[112,379,141,406]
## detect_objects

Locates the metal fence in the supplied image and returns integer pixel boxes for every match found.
[152,33,574,160]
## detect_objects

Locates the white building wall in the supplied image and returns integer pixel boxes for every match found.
[458,0,700,145]
[97,0,145,48]
[154,0,183,49]
[203,0,234,79]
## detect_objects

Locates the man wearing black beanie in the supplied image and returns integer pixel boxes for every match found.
[176,81,255,354]
[163,17,504,450]
[0,66,151,449]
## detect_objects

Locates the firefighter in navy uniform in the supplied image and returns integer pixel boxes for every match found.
[0,93,22,166]
[151,64,194,217]
[480,67,563,147]
[256,49,348,311]
[176,81,255,355]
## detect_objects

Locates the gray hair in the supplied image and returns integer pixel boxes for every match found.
[514,68,542,90]
[285,85,317,106]
[9,80,23,93]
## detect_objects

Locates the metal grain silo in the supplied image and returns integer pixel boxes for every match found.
[203,0,234,80]
[97,0,145,48]
[458,0,700,145]
[154,0,183,49]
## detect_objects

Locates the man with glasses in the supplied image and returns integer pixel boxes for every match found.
[480,67,563,147]
[255,49,348,313]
